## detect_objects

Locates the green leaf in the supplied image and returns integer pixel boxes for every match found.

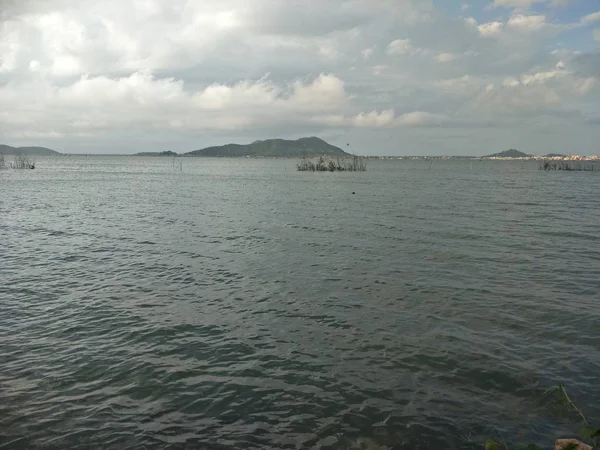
[522,445,541,450]
[485,439,500,450]
[563,443,579,450]
[581,426,599,440]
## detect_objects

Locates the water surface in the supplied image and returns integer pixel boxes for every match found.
[1,157,599,449]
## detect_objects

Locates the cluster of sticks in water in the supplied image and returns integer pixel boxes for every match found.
[0,154,35,169]
[539,160,596,171]
[297,156,367,172]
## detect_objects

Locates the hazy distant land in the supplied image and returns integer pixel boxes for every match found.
[485,149,531,158]
[133,151,178,157]
[131,137,349,158]
[0,145,61,156]
[1,140,597,161]
[185,137,350,158]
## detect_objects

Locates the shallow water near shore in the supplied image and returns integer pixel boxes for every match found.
[1,156,599,449]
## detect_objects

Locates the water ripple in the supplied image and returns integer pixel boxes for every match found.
[1,158,599,449]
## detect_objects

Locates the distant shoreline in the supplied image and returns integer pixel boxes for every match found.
[3,144,599,162]
[10,153,600,162]
[5,137,594,161]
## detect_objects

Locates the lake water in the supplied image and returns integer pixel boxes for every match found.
[1,156,599,449]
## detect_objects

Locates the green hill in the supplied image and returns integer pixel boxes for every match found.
[485,149,531,158]
[0,145,61,156]
[185,137,350,158]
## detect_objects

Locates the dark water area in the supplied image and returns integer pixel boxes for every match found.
[1,157,599,449]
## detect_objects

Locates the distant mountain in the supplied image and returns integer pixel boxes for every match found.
[0,144,61,156]
[485,149,531,158]
[544,153,567,157]
[185,137,351,158]
[133,151,178,156]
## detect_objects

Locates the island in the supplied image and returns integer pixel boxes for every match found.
[185,137,350,158]
[133,151,179,157]
[484,149,531,158]
[481,149,597,161]
[0,144,61,156]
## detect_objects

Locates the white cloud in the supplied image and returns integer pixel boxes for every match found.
[28,60,41,72]
[521,68,566,85]
[353,109,396,127]
[361,47,374,59]
[477,13,565,40]
[503,77,521,87]
[490,0,575,9]
[0,21,20,72]
[581,11,600,25]
[51,55,82,76]
[465,16,477,26]
[573,77,598,95]
[396,111,448,126]
[370,64,388,76]
[491,0,545,8]
[549,0,574,5]
[387,39,461,63]
[455,63,599,118]
[462,82,561,116]
[0,0,598,155]
[0,71,350,132]
[435,74,474,89]
[387,39,414,55]
[4,71,440,135]
[435,52,459,63]
[288,74,348,112]
[322,110,449,128]
[478,21,504,36]
[507,14,547,32]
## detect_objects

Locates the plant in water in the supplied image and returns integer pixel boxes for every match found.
[296,155,367,172]
[11,154,35,169]
[484,384,598,450]
[539,160,595,171]
[556,383,599,450]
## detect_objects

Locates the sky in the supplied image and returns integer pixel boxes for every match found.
[1,0,599,155]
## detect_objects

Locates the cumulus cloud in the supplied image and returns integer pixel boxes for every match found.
[2,70,458,139]
[477,21,504,37]
[464,16,477,27]
[1,72,355,133]
[434,75,485,96]
[435,52,459,63]
[455,61,598,119]
[0,0,598,155]
[491,0,573,9]
[353,109,397,127]
[386,39,462,63]
[361,47,374,59]
[491,0,545,8]
[320,110,449,129]
[478,14,559,38]
[461,82,561,116]
[396,111,449,126]
[507,14,548,32]
[387,39,415,55]
[581,11,600,25]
